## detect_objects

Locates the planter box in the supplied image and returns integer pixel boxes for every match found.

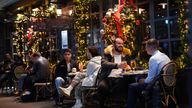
[176,68,192,108]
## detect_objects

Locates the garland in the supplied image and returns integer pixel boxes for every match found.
[176,0,192,69]
[73,0,96,63]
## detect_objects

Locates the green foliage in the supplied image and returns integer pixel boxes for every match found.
[73,0,96,63]
[175,0,191,69]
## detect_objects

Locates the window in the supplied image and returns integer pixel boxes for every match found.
[170,18,179,38]
[155,20,168,39]
[61,30,68,49]
[154,0,167,19]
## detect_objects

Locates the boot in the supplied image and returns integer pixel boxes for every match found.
[71,99,83,108]
[59,85,73,97]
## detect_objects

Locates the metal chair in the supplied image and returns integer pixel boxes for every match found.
[81,68,101,108]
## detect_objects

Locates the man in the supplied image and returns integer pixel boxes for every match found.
[54,48,77,105]
[23,52,50,94]
[126,38,170,108]
[98,37,132,107]
[0,53,15,94]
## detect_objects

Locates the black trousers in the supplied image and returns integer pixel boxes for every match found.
[97,77,135,108]
[0,72,14,88]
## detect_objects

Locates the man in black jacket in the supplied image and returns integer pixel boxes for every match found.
[98,38,132,107]
[0,53,15,94]
[54,48,77,105]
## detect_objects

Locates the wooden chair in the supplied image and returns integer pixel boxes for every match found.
[34,65,56,101]
[13,65,26,93]
[34,82,52,101]
[143,61,179,108]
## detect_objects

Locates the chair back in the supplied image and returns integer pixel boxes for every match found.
[161,61,178,87]
[49,64,56,82]
[14,65,25,79]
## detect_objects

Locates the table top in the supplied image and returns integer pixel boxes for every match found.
[108,69,148,78]
[68,70,86,76]
[121,69,148,76]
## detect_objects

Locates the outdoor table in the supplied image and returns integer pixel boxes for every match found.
[121,69,148,76]
[108,69,148,78]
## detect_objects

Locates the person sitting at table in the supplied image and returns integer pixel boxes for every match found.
[54,48,78,105]
[97,37,132,108]
[59,46,101,108]
[0,53,15,94]
[126,38,171,108]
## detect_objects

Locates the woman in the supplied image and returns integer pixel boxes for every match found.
[59,46,101,108]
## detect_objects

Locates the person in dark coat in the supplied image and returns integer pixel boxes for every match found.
[0,53,15,93]
[54,48,77,105]
[97,38,132,108]
[23,52,50,95]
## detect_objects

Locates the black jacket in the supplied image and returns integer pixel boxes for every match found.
[99,45,131,81]
[55,59,77,81]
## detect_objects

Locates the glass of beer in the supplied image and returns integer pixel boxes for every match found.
[130,60,137,71]
[79,62,84,72]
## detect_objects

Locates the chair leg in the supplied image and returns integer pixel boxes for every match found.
[36,86,39,101]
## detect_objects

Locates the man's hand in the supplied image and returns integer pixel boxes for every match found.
[117,62,131,70]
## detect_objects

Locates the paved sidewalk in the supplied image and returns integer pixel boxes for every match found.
[0,95,56,108]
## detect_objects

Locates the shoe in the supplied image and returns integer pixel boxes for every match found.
[55,96,63,106]
[71,102,83,108]
[56,101,63,106]
[58,87,71,97]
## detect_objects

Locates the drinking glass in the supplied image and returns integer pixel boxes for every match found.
[130,60,137,70]
[121,61,128,72]
[79,62,84,72]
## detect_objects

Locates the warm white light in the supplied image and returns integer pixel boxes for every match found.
[57,9,62,16]
[69,10,73,16]
[32,8,39,12]
[158,3,167,9]
[138,8,145,14]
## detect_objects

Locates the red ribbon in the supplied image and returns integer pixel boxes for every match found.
[113,0,136,38]
[113,0,125,37]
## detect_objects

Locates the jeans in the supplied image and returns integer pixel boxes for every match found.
[55,77,65,96]
[18,74,27,92]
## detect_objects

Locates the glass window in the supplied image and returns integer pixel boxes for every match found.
[103,0,111,11]
[171,41,181,59]
[170,18,179,38]
[91,1,100,13]
[155,20,168,39]
[91,14,100,29]
[159,42,169,56]
[138,3,150,20]
[169,0,179,16]
[154,0,167,19]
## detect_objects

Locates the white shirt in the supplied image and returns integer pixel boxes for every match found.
[67,63,71,72]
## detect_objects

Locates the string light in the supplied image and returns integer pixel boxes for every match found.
[73,0,96,64]
[176,0,192,69]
